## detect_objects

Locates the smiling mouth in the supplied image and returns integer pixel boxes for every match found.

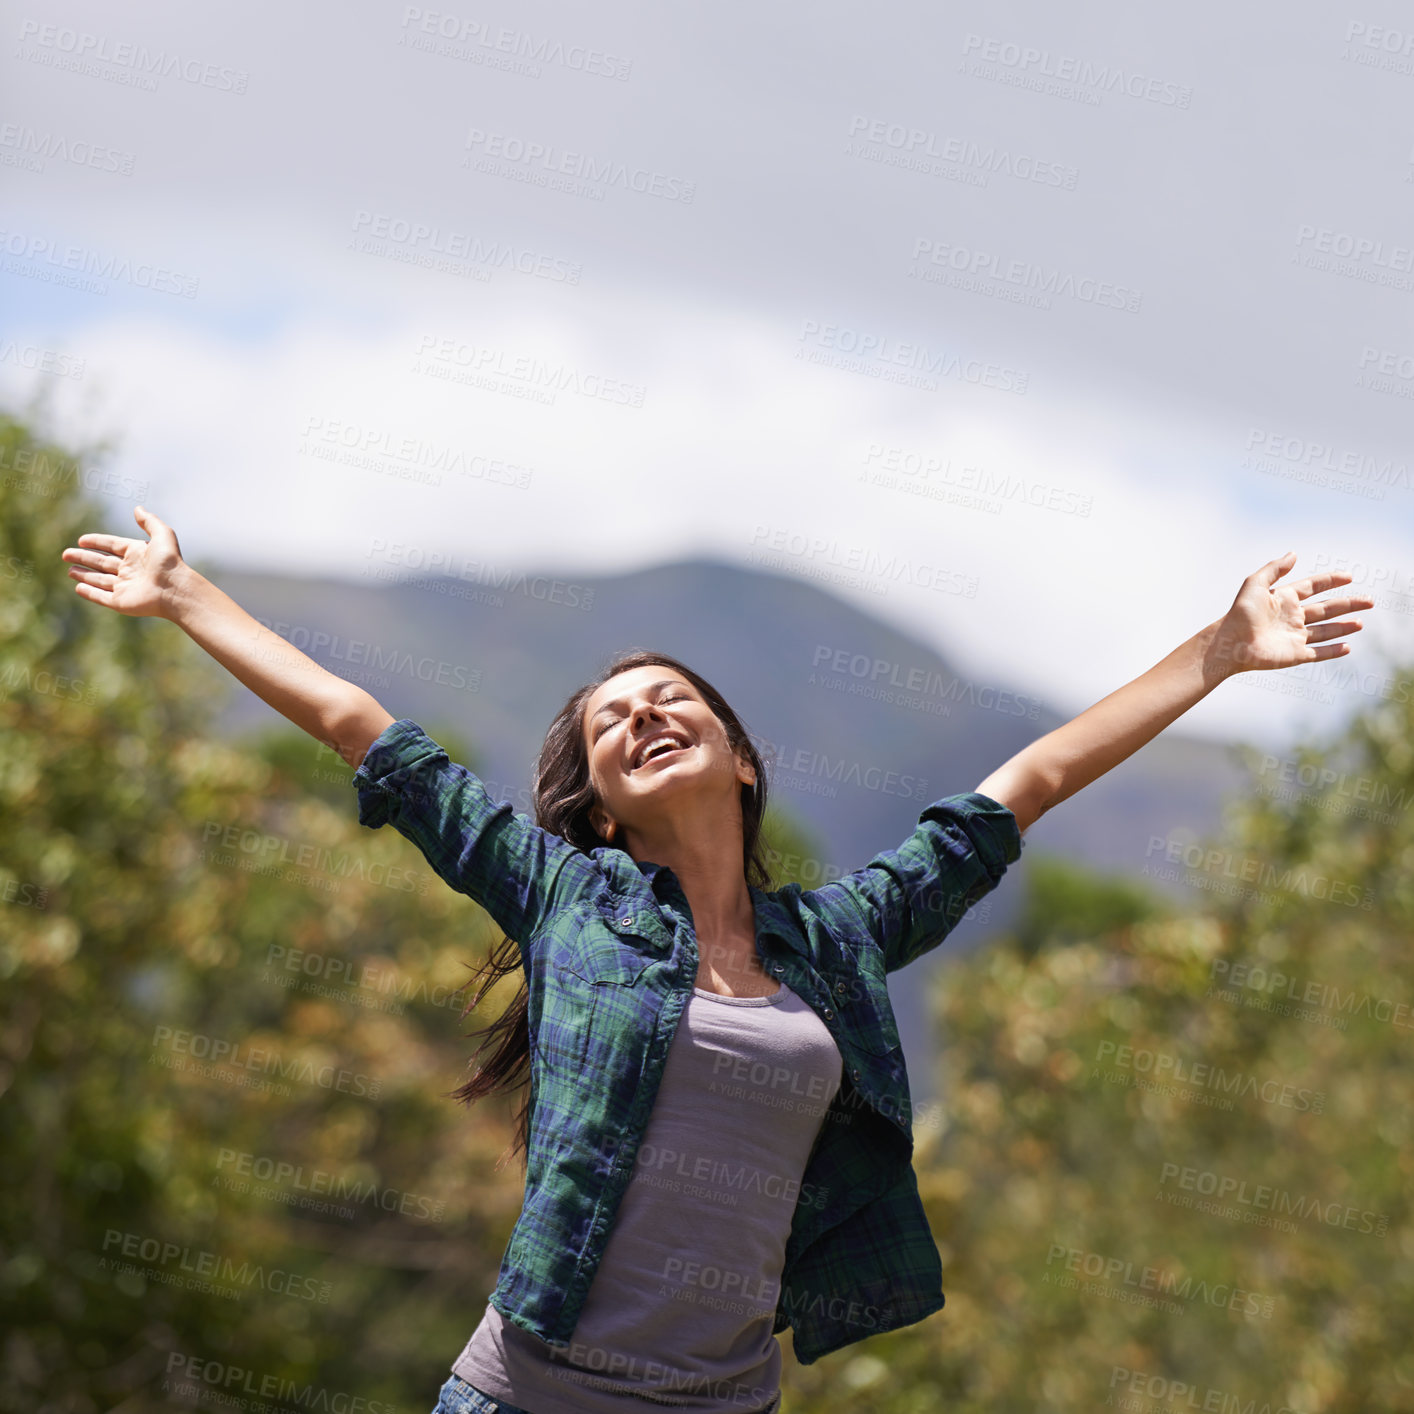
[631,738,693,771]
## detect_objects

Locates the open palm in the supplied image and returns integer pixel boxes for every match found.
[1214,551,1373,674]
[60,505,186,619]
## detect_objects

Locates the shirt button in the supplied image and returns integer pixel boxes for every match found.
[851,1068,861,1081]
[619,915,634,927]
[835,981,848,996]
[771,962,784,975]
[822,1008,834,1020]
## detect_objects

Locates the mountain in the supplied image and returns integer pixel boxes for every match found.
[204,556,1252,1102]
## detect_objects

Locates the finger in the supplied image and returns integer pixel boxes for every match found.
[61,547,123,571]
[72,579,116,608]
[133,505,177,547]
[71,533,140,555]
[1303,594,1375,623]
[1250,551,1297,588]
[1306,640,1353,662]
[1287,571,1357,600]
[1306,618,1362,643]
[67,566,118,591]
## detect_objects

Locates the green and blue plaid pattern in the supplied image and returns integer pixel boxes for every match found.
[354,718,1022,1364]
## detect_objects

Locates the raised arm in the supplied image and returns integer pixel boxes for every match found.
[63,506,603,939]
[975,552,1374,834]
[61,505,393,767]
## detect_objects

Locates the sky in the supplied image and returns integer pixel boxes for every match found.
[3,0,1411,748]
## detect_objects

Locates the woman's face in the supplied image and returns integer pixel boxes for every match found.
[581,664,754,844]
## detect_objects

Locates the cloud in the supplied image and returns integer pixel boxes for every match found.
[3,0,1409,748]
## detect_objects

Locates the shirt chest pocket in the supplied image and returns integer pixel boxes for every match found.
[563,931,655,986]
[536,918,655,1070]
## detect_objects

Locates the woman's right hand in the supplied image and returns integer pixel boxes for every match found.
[59,504,389,759]
[60,505,188,619]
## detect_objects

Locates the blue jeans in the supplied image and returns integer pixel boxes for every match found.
[429,1373,535,1414]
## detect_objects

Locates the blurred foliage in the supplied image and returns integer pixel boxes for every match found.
[4,403,1412,1412]
[1012,852,1171,960]
[0,407,538,1410]
[782,670,1414,1411]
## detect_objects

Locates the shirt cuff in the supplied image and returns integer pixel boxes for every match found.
[352,718,442,829]
[937,791,1024,873]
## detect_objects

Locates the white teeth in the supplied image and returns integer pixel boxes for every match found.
[635,735,687,769]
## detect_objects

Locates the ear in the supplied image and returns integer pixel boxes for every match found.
[589,803,616,842]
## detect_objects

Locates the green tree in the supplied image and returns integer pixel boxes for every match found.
[1012,853,1170,960]
[0,407,528,1410]
[781,670,1414,1412]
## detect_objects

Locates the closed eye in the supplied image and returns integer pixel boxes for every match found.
[592,693,691,742]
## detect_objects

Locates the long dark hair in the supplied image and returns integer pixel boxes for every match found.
[446,649,774,1169]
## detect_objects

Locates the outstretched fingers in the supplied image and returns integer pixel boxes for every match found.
[1305,617,1363,644]
[133,505,178,549]
[1306,638,1355,662]
[1251,551,1298,587]
[61,531,138,562]
[1285,570,1366,600]
[66,564,118,591]
[70,578,116,608]
[62,546,122,572]
[71,532,140,556]
[1303,593,1375,623]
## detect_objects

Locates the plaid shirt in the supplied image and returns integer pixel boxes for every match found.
[353,718,1022,1365]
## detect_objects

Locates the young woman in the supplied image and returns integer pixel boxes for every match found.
[62,508,1371,1414]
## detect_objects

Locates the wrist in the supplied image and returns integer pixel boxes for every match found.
[1197,617,1243,685]
[161,561,205,624]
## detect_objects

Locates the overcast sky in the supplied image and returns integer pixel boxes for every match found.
[4,0,1411,747]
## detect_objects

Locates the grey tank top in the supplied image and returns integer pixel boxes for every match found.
[453,979,843,1412]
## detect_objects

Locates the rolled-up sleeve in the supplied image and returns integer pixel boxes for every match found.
[810,791,1022,973]
[353,718,602,943]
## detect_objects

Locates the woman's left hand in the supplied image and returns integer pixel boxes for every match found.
[1210,551,1374,675]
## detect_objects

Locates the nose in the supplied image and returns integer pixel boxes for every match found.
[629,698,668,732]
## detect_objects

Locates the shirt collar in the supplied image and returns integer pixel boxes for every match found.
[632,860,810,961]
